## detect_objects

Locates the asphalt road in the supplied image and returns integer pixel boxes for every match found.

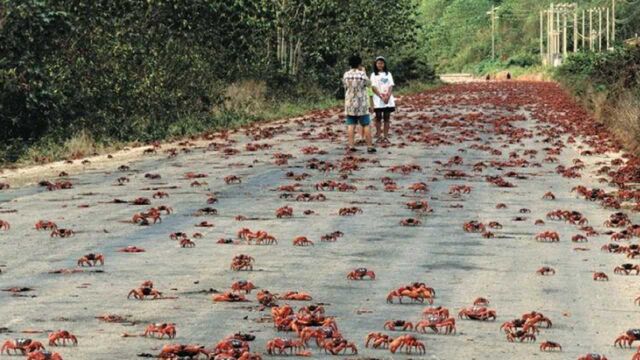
[0,81,637,360]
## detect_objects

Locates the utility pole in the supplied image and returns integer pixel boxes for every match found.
[574,6,578,52]
[562,8,568,57]
[612,0,616,43]
[589,8,594,51]
[487,6,499,61]
[556,8,561,56]
[548,5,553,64]
[598,7,602,52]
[606,8,609,51]
[540,10,545,63]
[582,10,586,50]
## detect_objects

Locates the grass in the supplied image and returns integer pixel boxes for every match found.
[2,80,440,168]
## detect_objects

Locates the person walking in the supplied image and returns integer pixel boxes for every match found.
[370,56,395,142]
[342,55,375,153]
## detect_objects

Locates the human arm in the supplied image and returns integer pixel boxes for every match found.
[382,73,395,103]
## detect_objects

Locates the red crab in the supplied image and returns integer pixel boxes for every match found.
[298,326,339,347]
[572,234,588,242]
[338,207,362,216]
[415,316,456,334]
[539,340,562,351]
[449,185,472,194]
[386,285,435,304]
[26,352,63,360]
[405,201,433,212]
[131,197,151,205]
[132,210,161,225]
[158,344,209,359]
[128,281,162,300]
[1,338,45,354]
[184,172,207,179]
[408,182,428,193]
[77,253,104,267]
[389,334,425,354]
[296,193,326,202]
[292,236,313,246]
[224,175,242,184]
[230,255,254,271]
[315,180,338,191]
[275,206,293,218]
[400,218,421,226]
[213,292,249,302]
[279,291,312,301]
[337,183,357,192]
[118,246,145,253]
[180,238,195,248]
[143,323,176,339]
[542,192,556,200]
[0,220,10,231]
[463,221,485,233]
[321,338,357,355]
[170,232,188,240]
[593,272,609,281]
[50,228,75,238]
[535,231,559,242]
[266,338,306,355]
[153,191,169,199]
[365,333,391,349]
[615,329,640,347]
[347,268,375,280]
[614,263,640,275]
[48,330,77,346]
[536,266,555,275]
[195,221,214,228]
[318,231,341,242]
[231,280,256,294]
[577,354,607,360]
[35,220,57,231]
[458,305,496,321]
[256,290,277,308]
[278,184,301,192]
[506,329,536,342]
[423,306,450,319]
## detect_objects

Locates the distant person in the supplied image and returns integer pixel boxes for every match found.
[370,56,395,142]
[342,55,375,153]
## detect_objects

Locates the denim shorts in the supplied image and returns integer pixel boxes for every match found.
[345,114,371,126]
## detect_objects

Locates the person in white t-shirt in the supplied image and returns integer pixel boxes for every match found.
[370,56,395,142]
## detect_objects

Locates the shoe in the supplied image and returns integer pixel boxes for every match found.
[349,147,358,152]
[355,139,366,146]
[367,147,377,153]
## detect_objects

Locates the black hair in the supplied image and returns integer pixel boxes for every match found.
[348,55,362,69]
[373,58,388,75]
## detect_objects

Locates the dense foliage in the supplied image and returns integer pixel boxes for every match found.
[556,46,640,95]
[0,0,434,162]
[555,45,640,152]
[418,0,640,72]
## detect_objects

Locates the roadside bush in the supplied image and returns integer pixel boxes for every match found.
[555,46,640,153]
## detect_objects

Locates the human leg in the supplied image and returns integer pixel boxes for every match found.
[383,110,391,138]
[374,109,383,139]
[347,125,355,148]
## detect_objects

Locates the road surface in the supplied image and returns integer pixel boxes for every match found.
[0,81,638,360]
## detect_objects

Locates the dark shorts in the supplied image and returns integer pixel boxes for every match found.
[345,114,371,126]
[374,107,395,121]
